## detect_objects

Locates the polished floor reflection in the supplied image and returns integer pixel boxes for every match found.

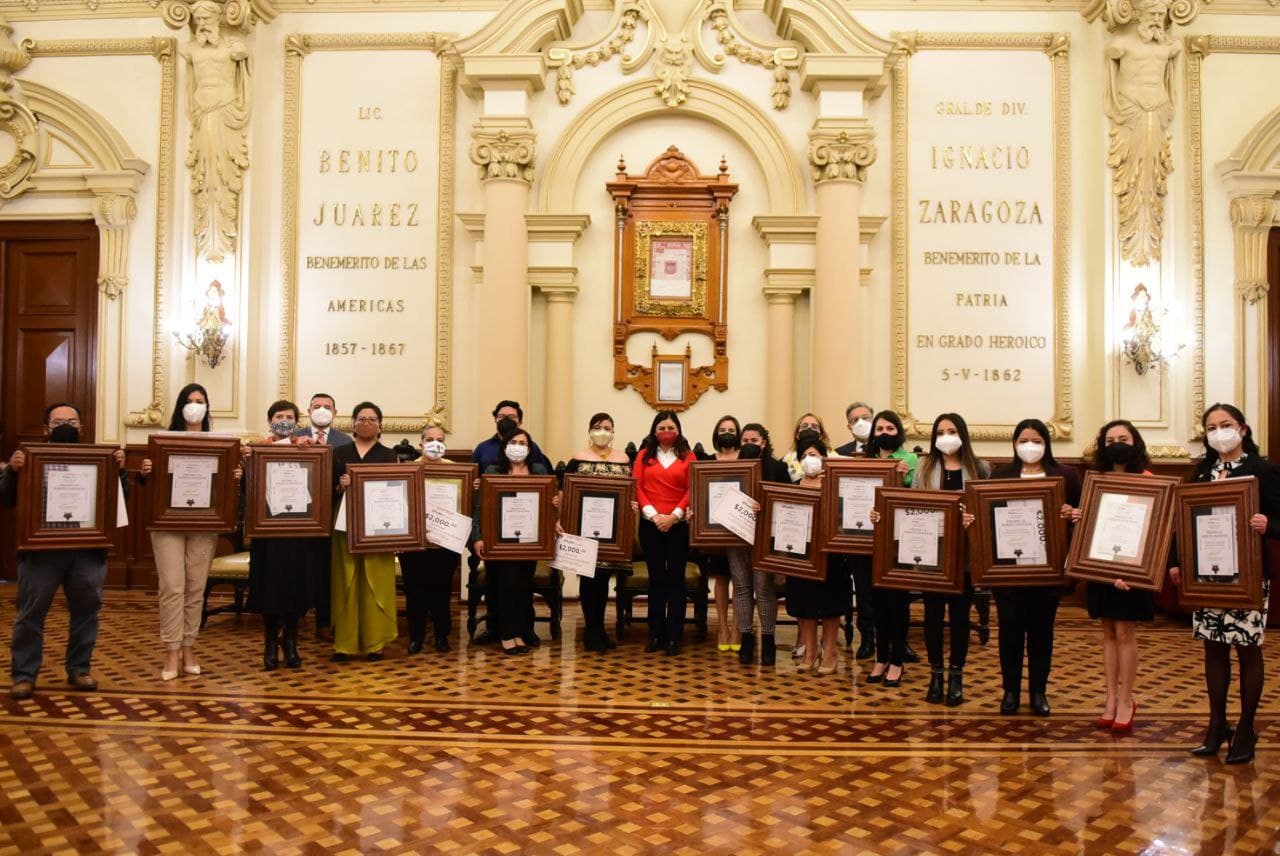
[1,589,1277,854]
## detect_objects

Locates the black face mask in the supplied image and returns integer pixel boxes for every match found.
[738,443,762,460]
[1103,441,1135,466]
[496,416,518,436]
[713,431,740,450]
[874,432,905,453]
[49,424,80,444]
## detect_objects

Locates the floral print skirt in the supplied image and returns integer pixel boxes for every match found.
[1192,579,1271,647]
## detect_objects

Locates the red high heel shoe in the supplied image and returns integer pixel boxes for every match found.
[1111,699,1137,734]
[1095,716,1114,729]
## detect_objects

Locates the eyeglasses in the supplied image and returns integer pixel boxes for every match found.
[50,419,81,428]
[354,417,380,425]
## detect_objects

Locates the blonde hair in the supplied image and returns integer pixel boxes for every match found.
[791,412,831,449]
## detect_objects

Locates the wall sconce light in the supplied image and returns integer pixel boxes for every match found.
[174,280,233,369]
[1120,283,1183,376]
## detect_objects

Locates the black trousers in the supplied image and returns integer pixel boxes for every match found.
[872,586,909,666]
[849,555,875,635]
[640,519,690,643]
[993,587,1060,694]
[400,548,458,642]
[579,569,614,640]
[313,536,333,628]
[490,560,535,641]
[924,590,973,669]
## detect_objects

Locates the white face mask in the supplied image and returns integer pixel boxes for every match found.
[1016,442,1046,464]
[505,444,529,463]
[800,456,823,477]
[934,434,963,456]
[310,407,334,428]
[182,402,207,424]
[850,418,872,441]
[422,439,446,461]
[1207,427,1242,455]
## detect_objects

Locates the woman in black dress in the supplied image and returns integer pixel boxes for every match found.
[399,422,461,654]
[1170,404,1280,763]
[989,418,1081,716]
[246,400,321,670]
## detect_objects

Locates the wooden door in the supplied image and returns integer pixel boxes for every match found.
[0,220,99,581]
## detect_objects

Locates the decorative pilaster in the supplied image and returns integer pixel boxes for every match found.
[763,276,806,441]
[808,119,876,184]
[91,192,138,298]
[470,120,536,184]
[1228,195,1279,303]
[539,279,579,461]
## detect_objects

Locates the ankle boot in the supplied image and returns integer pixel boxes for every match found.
[282,619,302,669]
[946,666,965,707]
[263,618,280,671]
[738,632,756,665]
[760,634,777,666]
[926,666,945,703]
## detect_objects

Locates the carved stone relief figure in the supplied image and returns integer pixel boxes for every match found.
[0,16,39,201]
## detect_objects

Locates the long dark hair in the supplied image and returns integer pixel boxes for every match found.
[917,412,984,483]
[1010,418,1059,470]
[864,410,905,458]
[1200,403,1260,468]
[1091,419,1150,473]
[641,410,690,464]
[497,427,534,474]
[741,422,776,462]
[168,383,210,431]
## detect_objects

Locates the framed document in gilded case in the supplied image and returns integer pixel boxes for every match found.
[17,443,119,551]
[245,444,333,539]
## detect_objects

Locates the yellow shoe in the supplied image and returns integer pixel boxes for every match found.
[717,643,732,652]
[729,643,741,652]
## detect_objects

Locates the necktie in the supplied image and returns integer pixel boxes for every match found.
[316,430,326,445]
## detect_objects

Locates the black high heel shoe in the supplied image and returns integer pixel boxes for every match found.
[1224,729,1257,765]
[1190,724,1234,757]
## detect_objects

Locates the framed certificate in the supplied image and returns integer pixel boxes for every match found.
[872,487,965,594]
[689,460,761,548]
[1064,472,1179,590]
[647,235,694,301]
[562,474,636,563]
[1173,477,1263,610]
[244,445,333,539]
[965,477,1068,587]
[422,462,478,516]
[146,433,240,532]
[479,474,557,561]
[818,459,904,555]
[751,483,824,580]
[17,443,119,551]
[344,463,425,554]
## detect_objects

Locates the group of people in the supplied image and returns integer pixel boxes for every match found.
[5,390,1276,765]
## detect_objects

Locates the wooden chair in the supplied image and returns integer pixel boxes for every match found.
[201,550,250,627]
[613,559,709,642]
[466,561,564,640]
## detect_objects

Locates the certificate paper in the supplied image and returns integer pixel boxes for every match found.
[709,487,756,545]
[579,495,616,541]
[335,494,347,532]
[839,477,878,532]
[424,504,472,555]
[657,362,685,404]
[44,464,96,525]
[168,455,218,509]
[362,480,409,537]
[501,492,540,543]
[266,461,312,516]
[770,502,813,556]
[895,508,942,567]
[1088,493,1150,564]
[648,237,693,299]
[424,479,461,514]
[552,532,600,578]
[1195,506,1239,579]
[994,499,1045,564]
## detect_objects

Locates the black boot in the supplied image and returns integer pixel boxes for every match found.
[263,617,280,671]
[738,632,756,665]
[282,618,302,669]
[1000,690,1019,715]
[946,666,965,707]
[434,634,450,653]
[926,667,945,704]
[760,634,777,666]
[855,630,875,661]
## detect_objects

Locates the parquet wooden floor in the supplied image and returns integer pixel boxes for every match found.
[1,589,1277,855]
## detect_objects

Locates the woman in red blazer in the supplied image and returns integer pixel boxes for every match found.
[633,411,695,655]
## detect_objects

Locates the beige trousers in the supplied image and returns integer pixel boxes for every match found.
[152,531,218,650]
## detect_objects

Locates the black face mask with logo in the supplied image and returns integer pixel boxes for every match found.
[49,424,81,444]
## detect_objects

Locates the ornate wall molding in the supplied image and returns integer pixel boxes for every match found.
[808,118,875,184]
[279,31,456,433]
[890,32,1073,441]
[1226,195,1279,303]
[470,118,535,183]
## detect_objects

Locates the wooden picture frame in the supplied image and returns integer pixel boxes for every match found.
[1064,471,1179,590]
[818,459,904,555]
[689,459,762,548]
[872,487,965,594]
[479,474,558,561]
[751,483,825,580]
[1173,477,1264,610]
[561,474,637,563]
[344,463,425,554]
[17,443,119,551]
[965,477,1069,587]
[146,433,240,532]
[244,444,333,539]
[421,462,478,516]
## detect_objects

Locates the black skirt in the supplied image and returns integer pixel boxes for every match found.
[785,561,852,620]
[247,536,326,615]
[1086,581,1154,622]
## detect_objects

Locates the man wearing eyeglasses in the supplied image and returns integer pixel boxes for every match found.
[2,403,128,700]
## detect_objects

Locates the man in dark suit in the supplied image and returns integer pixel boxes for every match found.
[294,393,353,448]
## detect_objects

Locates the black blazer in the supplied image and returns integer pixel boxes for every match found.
[990,461,1083,508]
[332,441,398,503]
[1171,454,1280,576]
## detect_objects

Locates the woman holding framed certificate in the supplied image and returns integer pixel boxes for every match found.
[331,401,400,661]
[781,413,832,484]
[988,418,1082,716]
[1169,404,1280,764]
[696,415,744,655]
[865,410,919,688]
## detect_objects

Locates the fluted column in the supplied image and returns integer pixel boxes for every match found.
[809,118,875,428]
[764,283,802,437]
[470,118,535,409]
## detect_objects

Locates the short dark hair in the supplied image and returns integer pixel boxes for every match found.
[492,400,523,421]
[587,412,613,430]
[310,393,336,407]
[352,401,383,423]
[267,400,300,422]
[43,402,82,425]
[168,383,210,432]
